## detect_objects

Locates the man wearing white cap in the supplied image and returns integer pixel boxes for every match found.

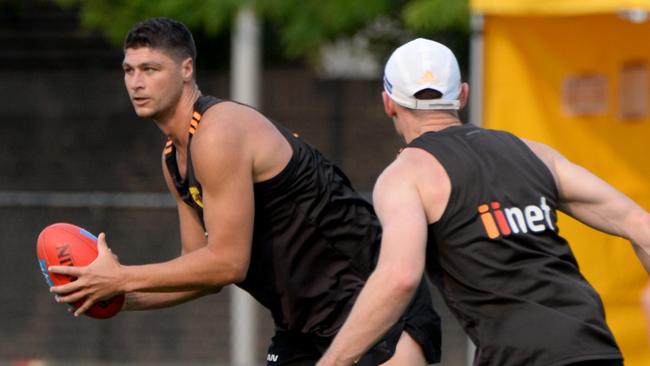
[318,38,650,366]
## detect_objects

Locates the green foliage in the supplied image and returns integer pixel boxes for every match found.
[257,0,395,58]
[403,0,469,33]
[51,0,469,60]
[53,0,242,44]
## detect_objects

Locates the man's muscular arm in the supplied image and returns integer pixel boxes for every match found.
[524,139,650,274]
[50,108,256,314]
[318,155,429,366]
[121,152,221,311]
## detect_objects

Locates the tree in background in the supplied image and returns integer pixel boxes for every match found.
[51,0,469,69]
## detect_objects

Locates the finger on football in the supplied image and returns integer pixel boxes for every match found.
[96,232,111,254]
[50,279,83,295]
[73,297,95,317]
[49,265,82,276]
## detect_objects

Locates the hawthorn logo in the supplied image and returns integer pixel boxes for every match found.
[189,186,204,208]
[478,196,555,239]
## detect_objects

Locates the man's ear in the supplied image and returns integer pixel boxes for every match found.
[382,91,397,117]
[181,57,194,82]
[458,82,470,109]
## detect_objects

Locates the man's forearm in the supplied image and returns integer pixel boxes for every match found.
[627,211,650,274]
[633,243,650,275]
[124,288,221,311]
[122,245,245,293]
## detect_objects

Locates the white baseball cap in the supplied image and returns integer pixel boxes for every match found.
[383,38,461,110]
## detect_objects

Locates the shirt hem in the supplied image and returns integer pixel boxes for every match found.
[546,352,623,366]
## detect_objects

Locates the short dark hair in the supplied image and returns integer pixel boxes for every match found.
[124,17,197,64]
[414,88,443,100]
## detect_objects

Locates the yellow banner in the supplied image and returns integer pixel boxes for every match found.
[481,14,650,365]
[472,0,650,15]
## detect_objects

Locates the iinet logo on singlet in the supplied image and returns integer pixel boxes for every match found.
[478,196,555,239]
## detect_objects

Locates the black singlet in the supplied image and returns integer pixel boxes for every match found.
[165,96,390,337]
[408,124,622,366]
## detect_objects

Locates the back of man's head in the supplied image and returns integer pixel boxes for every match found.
[383,38,461,111]
[124,17,197,66]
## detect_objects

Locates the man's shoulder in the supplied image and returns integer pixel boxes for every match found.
[200,99,274,131]
[378,147,450,193]
[377,150,433,187]
[194,99,261,137]
[189,103,251,162]
[399,146,445,172]
[189,100,283,172]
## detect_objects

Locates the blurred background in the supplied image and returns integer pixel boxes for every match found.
[0,0,649,365]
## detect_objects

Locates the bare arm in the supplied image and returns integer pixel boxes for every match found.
[122,153,221,311]
[118,113,255,292]
[525,139,650,273]
[318,158,429,366]
[50,110,256,314]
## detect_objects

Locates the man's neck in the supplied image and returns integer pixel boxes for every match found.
[154,85,202,149]
[402,112,464,144]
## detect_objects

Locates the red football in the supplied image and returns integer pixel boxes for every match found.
[36,223,125,319]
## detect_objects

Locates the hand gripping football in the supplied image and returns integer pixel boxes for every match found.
[36,223,124,319]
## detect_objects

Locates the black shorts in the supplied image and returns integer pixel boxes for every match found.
[265,279,441,366]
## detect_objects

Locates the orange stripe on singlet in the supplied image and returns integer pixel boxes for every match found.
[189,110,203,135]
[164,139,173,154]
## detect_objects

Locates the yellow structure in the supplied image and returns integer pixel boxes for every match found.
[473,0,650,14]
[471,1,650,364]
